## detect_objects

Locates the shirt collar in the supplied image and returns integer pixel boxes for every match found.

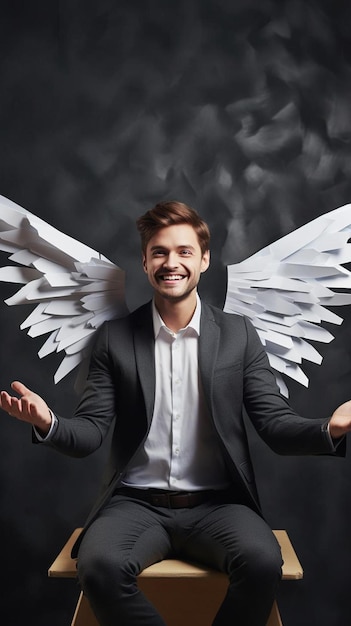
[152,294,201,338]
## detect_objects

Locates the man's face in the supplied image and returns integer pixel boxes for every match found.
[143,224,210,303]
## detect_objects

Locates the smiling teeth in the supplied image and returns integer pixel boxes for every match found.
[161,275,184,280]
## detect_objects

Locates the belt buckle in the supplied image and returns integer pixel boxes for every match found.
[151,492,172,507]
[166,492,173,508]
[163,491,181,508]
[170,492,190,508]
[152,490,188,508]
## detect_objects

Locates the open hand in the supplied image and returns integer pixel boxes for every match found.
[329,400,351,439]
[0,381,52,436]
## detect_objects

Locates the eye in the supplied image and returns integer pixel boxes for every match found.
[179,249,192,256]
[152,249,166,257]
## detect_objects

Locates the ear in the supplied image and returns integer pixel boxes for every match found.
[142,254,148,273]
[201,249,210,273]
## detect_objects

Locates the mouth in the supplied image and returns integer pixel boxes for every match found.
[158,274,186,282]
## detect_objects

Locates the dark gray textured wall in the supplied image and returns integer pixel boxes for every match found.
[1,1,351,624]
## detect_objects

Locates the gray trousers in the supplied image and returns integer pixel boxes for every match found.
[77,493,282,626]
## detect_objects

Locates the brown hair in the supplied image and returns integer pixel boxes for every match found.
[136,201,210,255]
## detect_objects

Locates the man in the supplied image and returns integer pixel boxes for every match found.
[1,201,351,626]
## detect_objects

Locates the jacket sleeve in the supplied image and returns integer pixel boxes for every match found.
[242,317,346,457]
[38,322,118,458]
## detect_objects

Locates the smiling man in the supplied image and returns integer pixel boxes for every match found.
[140,210,210,327]
[1,200,351,626]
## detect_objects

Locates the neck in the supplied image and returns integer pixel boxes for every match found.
[154,292,198,332]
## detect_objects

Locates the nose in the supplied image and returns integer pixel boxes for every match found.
[163,252,179,268]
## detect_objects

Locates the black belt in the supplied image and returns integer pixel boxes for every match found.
[115,487,221,508]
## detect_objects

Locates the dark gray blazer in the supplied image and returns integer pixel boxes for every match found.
[46,301,343,556]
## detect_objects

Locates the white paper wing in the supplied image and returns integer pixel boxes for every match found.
[224,204,351,396]
[0,195,127,385]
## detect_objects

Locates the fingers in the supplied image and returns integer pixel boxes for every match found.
[8,398,24,420]
[1,394,23,420]
[0,381,34,420]
[0,390,13,414]
[11,380,31,396]
[0,381,51,433]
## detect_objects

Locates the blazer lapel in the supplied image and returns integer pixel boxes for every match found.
[133,302,156,425]
[198,303,220,411]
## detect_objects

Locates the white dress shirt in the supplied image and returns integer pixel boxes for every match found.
[122,296,231,491]
[35,298,338,465]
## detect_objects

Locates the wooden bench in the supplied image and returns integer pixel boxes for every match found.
[48,528,303,626]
